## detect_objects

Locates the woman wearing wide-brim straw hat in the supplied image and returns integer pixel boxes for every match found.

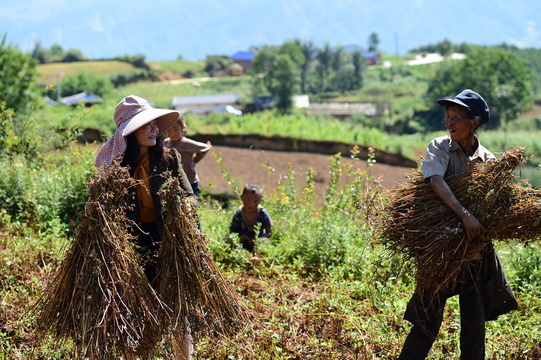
[398,89,518,360]
[95,95,196,360]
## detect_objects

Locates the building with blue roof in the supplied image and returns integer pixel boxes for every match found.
[230,51,255,71]
[60,92,102,106]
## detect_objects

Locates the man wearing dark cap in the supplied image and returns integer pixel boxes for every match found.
[398,90,518,360]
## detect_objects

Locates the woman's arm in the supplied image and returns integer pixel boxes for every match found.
[429,175,484,241]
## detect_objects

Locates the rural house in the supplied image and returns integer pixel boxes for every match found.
[60,92,102,107]
[230,51,255,71]
[363,50,381,66]
[172,94,240,115]
[342,44,381,66]
[246,95,309,113]
[307,102,381,119]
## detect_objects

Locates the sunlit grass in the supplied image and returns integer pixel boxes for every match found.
[37,61,139,85]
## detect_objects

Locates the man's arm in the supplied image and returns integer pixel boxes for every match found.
[429,175,484,241]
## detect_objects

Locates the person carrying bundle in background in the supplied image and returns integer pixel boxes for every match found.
[398,89,518,360]
[95,95,197,360]
[229,183,273,258]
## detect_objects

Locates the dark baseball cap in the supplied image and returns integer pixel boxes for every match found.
[436,89,490,125]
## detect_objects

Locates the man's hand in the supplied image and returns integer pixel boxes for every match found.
[459,209,484,241]
[429,175,484,241]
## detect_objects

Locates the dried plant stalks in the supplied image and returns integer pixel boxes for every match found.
[34,164,169,359]
[379,147,541,293]
[35,163,252,358]
[155,176,253,336]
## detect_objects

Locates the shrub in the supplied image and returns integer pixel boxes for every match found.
[0,103,38,159]
[0,144,96,228]
[509,245,541,291]
[0,35,40,114]
[110,70,155,87]
[61,70,113,98]
[114,54,150,70]
[201,151,387,280]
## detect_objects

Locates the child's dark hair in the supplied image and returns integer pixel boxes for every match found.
[242,183,263,197]
[175,115,187,128]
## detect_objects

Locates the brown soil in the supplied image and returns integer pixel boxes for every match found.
[196,145,415,199]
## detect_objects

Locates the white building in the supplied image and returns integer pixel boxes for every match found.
[172,94,240,115]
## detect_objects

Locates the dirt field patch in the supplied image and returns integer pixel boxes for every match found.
[196,145,414,200]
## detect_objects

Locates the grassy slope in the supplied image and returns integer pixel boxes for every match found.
[36,60,139,85]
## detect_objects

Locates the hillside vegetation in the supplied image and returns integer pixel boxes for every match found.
[1,141,541,358]
[37,60,140,85]
[32,53,541,188]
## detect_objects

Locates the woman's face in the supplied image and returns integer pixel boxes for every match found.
[133,120,159,152]
[444,105,478,144]
[166,121,186,142]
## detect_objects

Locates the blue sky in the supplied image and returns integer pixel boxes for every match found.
[2,0,540,61]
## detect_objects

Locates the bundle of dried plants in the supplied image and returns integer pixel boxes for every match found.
[34,163,169,359]
[154,176,253,336]
[379,147,541,293]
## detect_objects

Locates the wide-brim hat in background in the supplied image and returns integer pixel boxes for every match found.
[436,89,490,125]
[95,95,180,168]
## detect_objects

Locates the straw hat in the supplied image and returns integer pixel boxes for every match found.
[95,95,180,168]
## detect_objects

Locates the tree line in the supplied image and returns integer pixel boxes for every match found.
[1,32,539,133]
[242,38,536,128]
[251,39,369,113]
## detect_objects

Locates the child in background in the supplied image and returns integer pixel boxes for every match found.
[164,116,211,196]
[230,183,273,253]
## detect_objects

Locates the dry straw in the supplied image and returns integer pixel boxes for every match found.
[155,176,252,336]
[35,162,251,359]
[34,163,167,359]
[379,147,541,293]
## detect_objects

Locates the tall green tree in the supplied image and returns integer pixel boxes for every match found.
[332,63,356,93]
[274,54,299,113]
[331,45,346,72]
[252,45,299,113]
[62,48,88,62]
[352,50,365,89]
[49,43,65,62]
[426,48,533,129]
[0,34,39,114]
[368,32,380,52]
[280,41,305,67]
[252,46,280,95]
[31,41,49,64]
[508,46,541,97]
[438,39,453,57]
[315,43,332,92]
[294,39,315,94]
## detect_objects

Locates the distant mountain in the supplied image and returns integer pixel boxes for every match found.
[2,0,540,61]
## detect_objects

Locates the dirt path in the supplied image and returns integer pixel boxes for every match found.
[196,145,415,199]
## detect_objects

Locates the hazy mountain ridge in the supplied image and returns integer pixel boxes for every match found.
[1,0,540,61]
